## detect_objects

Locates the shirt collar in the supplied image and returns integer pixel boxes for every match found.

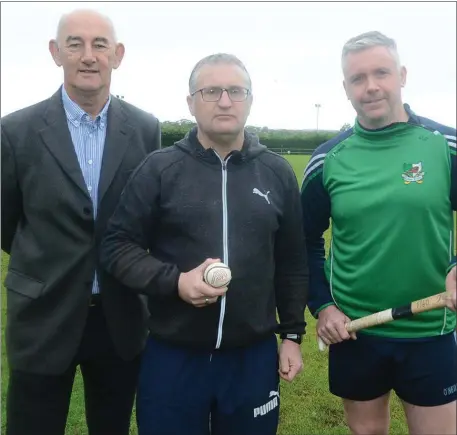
[61,85,110,128]
[404,103,421,126]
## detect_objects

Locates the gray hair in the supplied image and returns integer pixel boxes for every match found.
[341,31,401,71]
[188,53,252,94]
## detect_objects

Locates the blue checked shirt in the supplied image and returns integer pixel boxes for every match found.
[61,86,111,295]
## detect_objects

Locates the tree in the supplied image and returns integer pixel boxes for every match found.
[340,122,352,132]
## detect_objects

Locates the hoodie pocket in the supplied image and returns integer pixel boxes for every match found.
[4,269,45,299]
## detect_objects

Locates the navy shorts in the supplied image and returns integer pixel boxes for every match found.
[136,334,280,435]
[329,331,457,406]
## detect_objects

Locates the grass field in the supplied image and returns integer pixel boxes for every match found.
[1,154,409,434]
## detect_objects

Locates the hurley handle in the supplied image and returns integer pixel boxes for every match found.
[317,292,449,351]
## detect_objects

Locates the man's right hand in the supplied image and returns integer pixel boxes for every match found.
[178,258,228,308]
[316,305,356,346]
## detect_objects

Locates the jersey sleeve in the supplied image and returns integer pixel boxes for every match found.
[100,153,181,297]
[274,160,309,336]
[419,116,457,274]
[300,152,334,317]
[447,131,456,271]
[448,133,456,211]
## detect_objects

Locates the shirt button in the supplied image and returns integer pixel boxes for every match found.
[88,160,93,165]
[88,186,92,192]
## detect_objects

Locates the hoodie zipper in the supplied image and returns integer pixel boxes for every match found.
[214,153,231,349]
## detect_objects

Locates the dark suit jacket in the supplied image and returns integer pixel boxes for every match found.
[1,88,161,375]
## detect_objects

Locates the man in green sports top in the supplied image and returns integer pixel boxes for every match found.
[301,31,456,435]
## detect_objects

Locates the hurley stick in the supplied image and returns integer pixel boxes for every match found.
[318,291,450,351]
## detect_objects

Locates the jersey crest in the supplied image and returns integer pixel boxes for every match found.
[402,162,424,184]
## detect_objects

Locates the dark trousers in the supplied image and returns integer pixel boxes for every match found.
[6,299,142,435]
[137,333,280,435]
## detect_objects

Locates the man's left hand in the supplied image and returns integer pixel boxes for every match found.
[278,339,303,382]
[445,265,456,311]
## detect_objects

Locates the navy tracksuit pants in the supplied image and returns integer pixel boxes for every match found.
[136,334,280,435]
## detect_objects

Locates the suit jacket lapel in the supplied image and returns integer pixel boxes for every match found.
[98,97,133,204]
[39,89,91,199]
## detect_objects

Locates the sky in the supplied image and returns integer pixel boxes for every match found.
[1,1,456,130]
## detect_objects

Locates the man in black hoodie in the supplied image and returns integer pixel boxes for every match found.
[100,53,309,435]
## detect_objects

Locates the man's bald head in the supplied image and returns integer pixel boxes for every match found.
[55,9,117,47]
[49,9,125,102]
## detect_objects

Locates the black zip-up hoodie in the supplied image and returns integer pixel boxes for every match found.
[100,127,309,350]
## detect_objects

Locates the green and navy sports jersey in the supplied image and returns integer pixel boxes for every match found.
[301,104,456,339]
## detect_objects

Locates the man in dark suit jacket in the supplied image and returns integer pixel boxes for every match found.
[1,9,160,435]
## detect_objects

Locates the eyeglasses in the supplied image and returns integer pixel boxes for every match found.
[191,86,250,102]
